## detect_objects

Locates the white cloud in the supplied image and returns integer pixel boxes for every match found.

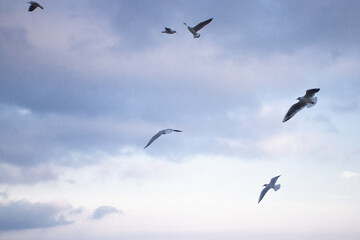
[341,170,359,179]
[256,132,323,157]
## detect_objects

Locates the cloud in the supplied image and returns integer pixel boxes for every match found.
[0,163,61,185]
[0,192,7,200]
[91,206,123,220]
[0,200,72,232]
[341,170,359,179]
[0,0,359,185]
[69,207,85,215]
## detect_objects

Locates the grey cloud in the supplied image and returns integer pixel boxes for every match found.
[91,206,123,220]
[198,0,360,55]
[69,207,85,215]
[0,200,72,232]
[0,0,359,187]
[0,163,60,185]
[0,192,8,199]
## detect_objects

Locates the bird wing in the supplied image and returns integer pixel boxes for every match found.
[193,18,213,32]
[38,4,44,9]
[282,101,306,122]
[258,187,270,203]
[28,4,36,11]
[173,129,182,132]
[304,88,320,98]
[165,27,171,31]
[270,175,281,185]
[144,131,162,149]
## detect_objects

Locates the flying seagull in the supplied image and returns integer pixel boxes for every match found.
[144,129,182,149]
[283,88,320,123]
[162,27,176,34]
[258,175,281,203]
[27,1,44,12]
[184,18,213,38]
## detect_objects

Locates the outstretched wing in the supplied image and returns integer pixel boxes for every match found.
[304,88,320,98]
[258,187,270,203]
[193,18,213,32]
[270,175,281,185]
[144,132,162,149]
[282,101,306,122]
[165,27,171,31]
[38,4,44,9]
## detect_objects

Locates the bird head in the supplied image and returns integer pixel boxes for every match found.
[194,33,200,38]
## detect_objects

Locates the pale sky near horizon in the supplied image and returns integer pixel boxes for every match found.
[0,1,360,239]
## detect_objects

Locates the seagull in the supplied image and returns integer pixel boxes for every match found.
[184,18,213,38]
[283,88,320,122]
[162,27,176,34]
[258,175,281,203]
[27,1,44,12]
[144,129,182,149]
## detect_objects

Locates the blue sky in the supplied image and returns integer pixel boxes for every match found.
[0,0,360,239]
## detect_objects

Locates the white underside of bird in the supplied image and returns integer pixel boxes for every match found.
[185,26,200,38]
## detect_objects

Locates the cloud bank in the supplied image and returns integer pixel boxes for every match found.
[0,200,72,232]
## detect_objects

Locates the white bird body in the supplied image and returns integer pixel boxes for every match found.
[185,26,199,37]
[298,96,317,107]
[283,88,320,122]
[27,1,44,12]
[184,18,213,38]
[144,128,182,149]
[258,175,281,203]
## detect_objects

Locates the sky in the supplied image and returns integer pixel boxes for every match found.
[0,0,360,239]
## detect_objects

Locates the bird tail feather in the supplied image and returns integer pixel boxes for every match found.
[274,184,281,191]
[307,97,317,108]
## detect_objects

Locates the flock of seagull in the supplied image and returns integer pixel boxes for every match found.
[142,87,320,203]
[26,1,321,204]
